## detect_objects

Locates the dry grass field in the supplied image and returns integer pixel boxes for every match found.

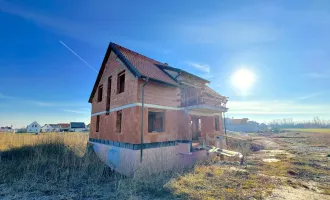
[0,133,178,199]
[0,131,329,200]
[0,132,88,153]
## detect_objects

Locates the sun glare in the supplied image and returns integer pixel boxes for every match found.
[231,68,256,91]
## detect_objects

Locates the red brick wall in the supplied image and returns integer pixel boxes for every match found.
[141,109,189,143]
[90,108,225,144]
[200,116,216,138]
[133,108,190,144]
[90,51,186,144]
[91,51,138,114]
[137,80,180,107]
[90,106,191,144]
[90,107,140,144]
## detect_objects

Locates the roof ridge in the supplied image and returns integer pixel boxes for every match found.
[111,42,163,64]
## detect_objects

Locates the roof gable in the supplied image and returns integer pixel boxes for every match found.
[29,121,40,126]
[88,42,178,103]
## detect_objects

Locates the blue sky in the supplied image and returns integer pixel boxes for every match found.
[1,0,330,127]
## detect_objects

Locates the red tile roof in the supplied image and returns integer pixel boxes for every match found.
[58,123,70,128]
[112,43,177,85]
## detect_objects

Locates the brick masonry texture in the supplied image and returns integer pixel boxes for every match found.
[91,51,139,114]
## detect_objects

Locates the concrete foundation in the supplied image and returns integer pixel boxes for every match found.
[90,141,210,176]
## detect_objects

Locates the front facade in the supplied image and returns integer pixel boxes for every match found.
[89,43,228,175]
[27,121,41,133]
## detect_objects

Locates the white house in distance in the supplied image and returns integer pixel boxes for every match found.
[0,126,14,133]
[41,124,59,132]
[27,121,41,133]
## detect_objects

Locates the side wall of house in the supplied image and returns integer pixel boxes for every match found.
[141,108,190,143]
[137,80,180,107]
[90,107,191,144]
[90,52,188,144]
[90,106,140,143]
[91,51,138,114]
[90,51,139,141]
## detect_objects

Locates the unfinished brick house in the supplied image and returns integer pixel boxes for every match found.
[88,42,228,175]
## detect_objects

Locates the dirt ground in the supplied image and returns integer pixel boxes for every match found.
[248,132,330,200]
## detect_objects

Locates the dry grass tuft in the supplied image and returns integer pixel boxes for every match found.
[166,162,276,200]
[0,133,113,197]
[0,133,178,199]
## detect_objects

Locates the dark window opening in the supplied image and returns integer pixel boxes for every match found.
[215,116,220,131]
[106,76,112,115]
[116,111,122,133]
[117,71,125,94]
[97,85,103,102]
[96,115,100,132]
[148,111,165,133]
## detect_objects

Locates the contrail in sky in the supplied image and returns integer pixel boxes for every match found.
[59,40,98,73]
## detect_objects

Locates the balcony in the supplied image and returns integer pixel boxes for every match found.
[181,87,228,113]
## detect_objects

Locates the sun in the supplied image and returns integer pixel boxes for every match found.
[231,68,255,91]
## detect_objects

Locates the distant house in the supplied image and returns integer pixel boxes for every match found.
[86,124,90,130]
[70,122,86,132]
[57,123,70,132]
[1,126,12,130]
[27,121,41,133]
[225,118,267,133]
[41,124,59,132]
[15,128,27,133]
[0,126,14,133]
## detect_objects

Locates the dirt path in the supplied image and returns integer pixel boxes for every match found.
[247,133,330,200]
[266,185,330,200]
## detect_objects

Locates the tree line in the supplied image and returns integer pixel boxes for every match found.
[268,117,330,129]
